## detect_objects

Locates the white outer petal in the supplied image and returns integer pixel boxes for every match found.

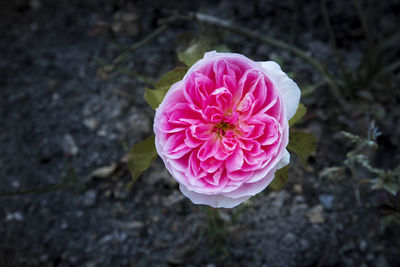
[179,184,251,208]
[260,61,301,120]
[276,149,290,169]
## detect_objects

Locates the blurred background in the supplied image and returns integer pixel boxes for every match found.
[1,0,399,266]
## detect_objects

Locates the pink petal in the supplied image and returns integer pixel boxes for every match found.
[225,147,244,172]
[200,157,223,173]
[197,135,219,161]
[222,166,278,199]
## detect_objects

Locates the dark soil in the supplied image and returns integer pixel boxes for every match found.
[1,0,399,266]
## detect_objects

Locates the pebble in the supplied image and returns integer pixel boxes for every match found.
[11,180,20,188]
[282,232,296,244]
[99,235,113,244]
[306,204,325,224]
[82,190,97,207]
[293,195,305,204]
[62,134,79,156]
[83,118,98,130]
[6,212,24,221]
[359,239,367,251]
[319,194,334,210]
[113,220,144,230]
[90,163,117,179]
[113,182,129,199]
[85,261,97,267]
[299,239,310,250]
[293,184,303,194]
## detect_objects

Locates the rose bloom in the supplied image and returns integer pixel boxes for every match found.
[154,51,300,208]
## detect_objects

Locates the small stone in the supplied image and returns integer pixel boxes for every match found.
[126,221,144,229]
[97,129,107,137]
[113,219,144,230]
[90,163,117,179]
[299,239,310,250]
[85,261,97,267]
[319,194,334,210]
[47,79,59,91]
[366,253,374,261]
[51,93,61,102]
[82,190,97,207]
[112,10,140,36]
[113,182,129,199]
[269,190,287,209]
[63,134,78,156]
[83,118,98,130]
[30,0,42,9]
[104,190,112,197]
[99,235,113,244]
[293,184,303,194]
[306,204,325,224]
[359,239,367,251]
[60,221,68,229]
[6,212,24,221]
[282,232,296,244]
[11,180,20,188]
[40,254,49,262]
[293,195,305,204]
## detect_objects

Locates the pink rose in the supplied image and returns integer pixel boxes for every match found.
[154,51,300,208]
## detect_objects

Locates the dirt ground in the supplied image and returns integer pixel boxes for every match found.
[1,0,399,266]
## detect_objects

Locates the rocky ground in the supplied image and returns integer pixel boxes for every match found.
[1,0,399,266]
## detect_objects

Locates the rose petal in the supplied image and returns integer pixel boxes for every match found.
[222,166,279,199]
[179,184,250,208]
[260,61,300,120]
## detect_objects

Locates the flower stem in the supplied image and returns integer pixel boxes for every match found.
[203,206,230,259]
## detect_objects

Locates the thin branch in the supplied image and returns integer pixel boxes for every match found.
[114,66,156,87]
[378,27,400,52]
[165,12,348,110]
[94,57,156,87]
[112,24,169,67]
[372,59,400,81]
[103,11,350,110]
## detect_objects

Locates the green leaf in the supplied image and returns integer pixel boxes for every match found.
[269,166,289,191]
[214,44,231,53]
[178,40,208,67]
[155,67,188,90]
[289,103,307,127]
[127,135,158,184]
[144,87,168,109]
[144,67,188,109]
[287,129,317,165]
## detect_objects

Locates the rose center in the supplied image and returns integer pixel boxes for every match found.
[214,121,235,136]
